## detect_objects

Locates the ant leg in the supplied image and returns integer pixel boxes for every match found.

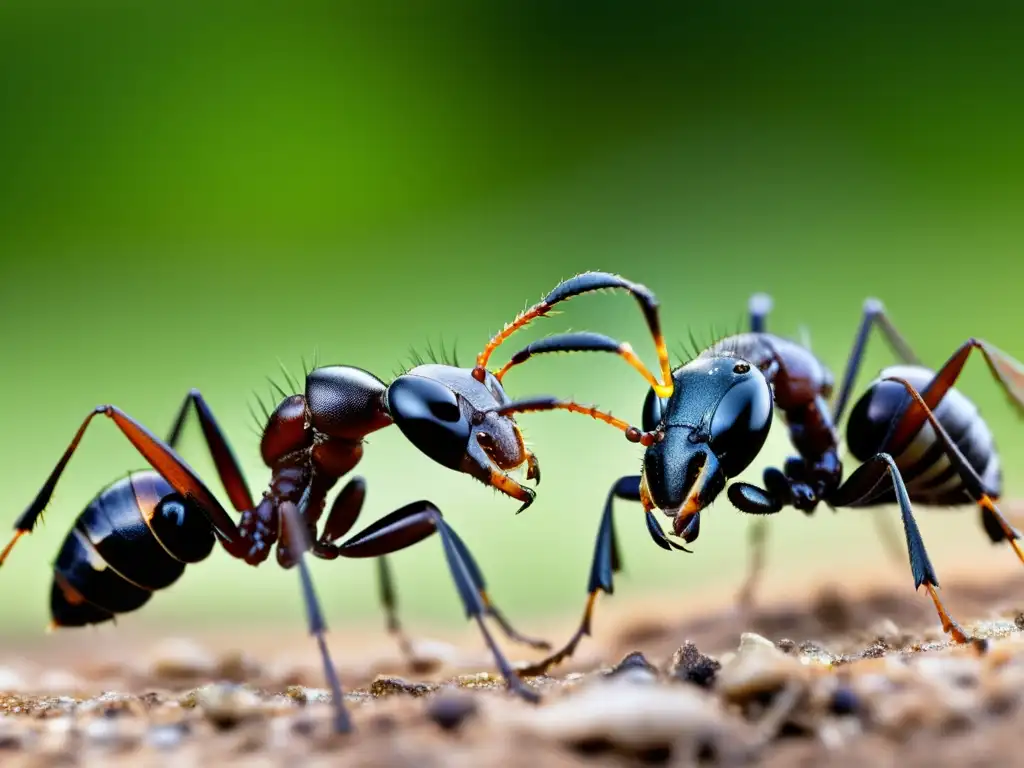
[728,480,786,610]
[832,298,921,427]
[279,501,352,734]
[733,293,773,608]
[883,340,1024,454]
[338,502,539,702]
[443,525,550,650]
[735,519,770,611]
[520,476,657,677]
[829,453,969,643]
[2,406,241,567]
[311,478,420,662]
[317,478,549,660]
[882,377,1024,566]
[748,293,773,334]
[164,389,255,512]
[475,272,673,397]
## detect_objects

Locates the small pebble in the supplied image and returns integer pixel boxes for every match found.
[717,633,809,703]
[797,641,838,666]
[84,716,138,751]
[216,650,262,683]
[605,651,659,684]
[505,678,739,756]
[146,722,190,751]
[194,683,266,729]
[670,642,721,689]
[370,677,436,698]
[427,690,478,732]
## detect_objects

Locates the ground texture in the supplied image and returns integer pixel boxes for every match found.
[3,573,1024,766]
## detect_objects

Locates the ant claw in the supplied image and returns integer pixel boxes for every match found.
[526,453,541,485]
[515,488,537,515]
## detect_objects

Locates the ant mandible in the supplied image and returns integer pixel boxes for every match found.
[482,293,1024,674]
[1,271,672,733]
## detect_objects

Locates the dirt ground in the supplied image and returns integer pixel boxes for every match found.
[4,570,1024,767]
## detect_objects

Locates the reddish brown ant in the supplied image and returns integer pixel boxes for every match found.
[1,272,674,732]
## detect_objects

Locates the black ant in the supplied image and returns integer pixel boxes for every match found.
[483,293,1024,674]
[0,272,672,733]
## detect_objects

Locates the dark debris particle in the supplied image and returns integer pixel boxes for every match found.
[369,677,437,698]
[291,717,316,738]
[636,746,673,765]
[0,733,21,751]
[829,686,860,716]
[776,639,797,654]
[427,691,478,732]
[812,588,854,632]
[669,642,720,689]
[370,714,399,734]
[972,637,992,655]
[1015,612,1024,630]
[861,641,890,659]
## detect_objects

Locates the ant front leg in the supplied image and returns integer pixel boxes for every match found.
[337,502,540,702]
[518,476,632,677]
[519,475,689,678]
[314,478,549,669]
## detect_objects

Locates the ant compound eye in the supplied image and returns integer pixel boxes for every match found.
[709,372,772,477]
[642,386,669,432]
[387,375,471,471]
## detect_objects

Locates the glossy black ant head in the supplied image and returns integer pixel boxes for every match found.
[385,364,538,504]
[641,356,773,536]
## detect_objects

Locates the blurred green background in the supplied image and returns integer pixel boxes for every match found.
[1,2,1023,640]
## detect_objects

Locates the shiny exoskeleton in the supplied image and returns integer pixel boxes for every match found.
[48,472,214,627]
[486,294,1024,674]
[1,271,675,733]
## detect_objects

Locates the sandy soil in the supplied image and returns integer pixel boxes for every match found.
[3,568,1024,766]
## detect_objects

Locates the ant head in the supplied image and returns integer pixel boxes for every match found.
[642,356,772,536]
[386,364,531,480]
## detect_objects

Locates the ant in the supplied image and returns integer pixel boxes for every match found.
[0,271,672,733]
[481,293,1024,674]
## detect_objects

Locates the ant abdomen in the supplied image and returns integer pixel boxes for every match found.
[50,472,215,627]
